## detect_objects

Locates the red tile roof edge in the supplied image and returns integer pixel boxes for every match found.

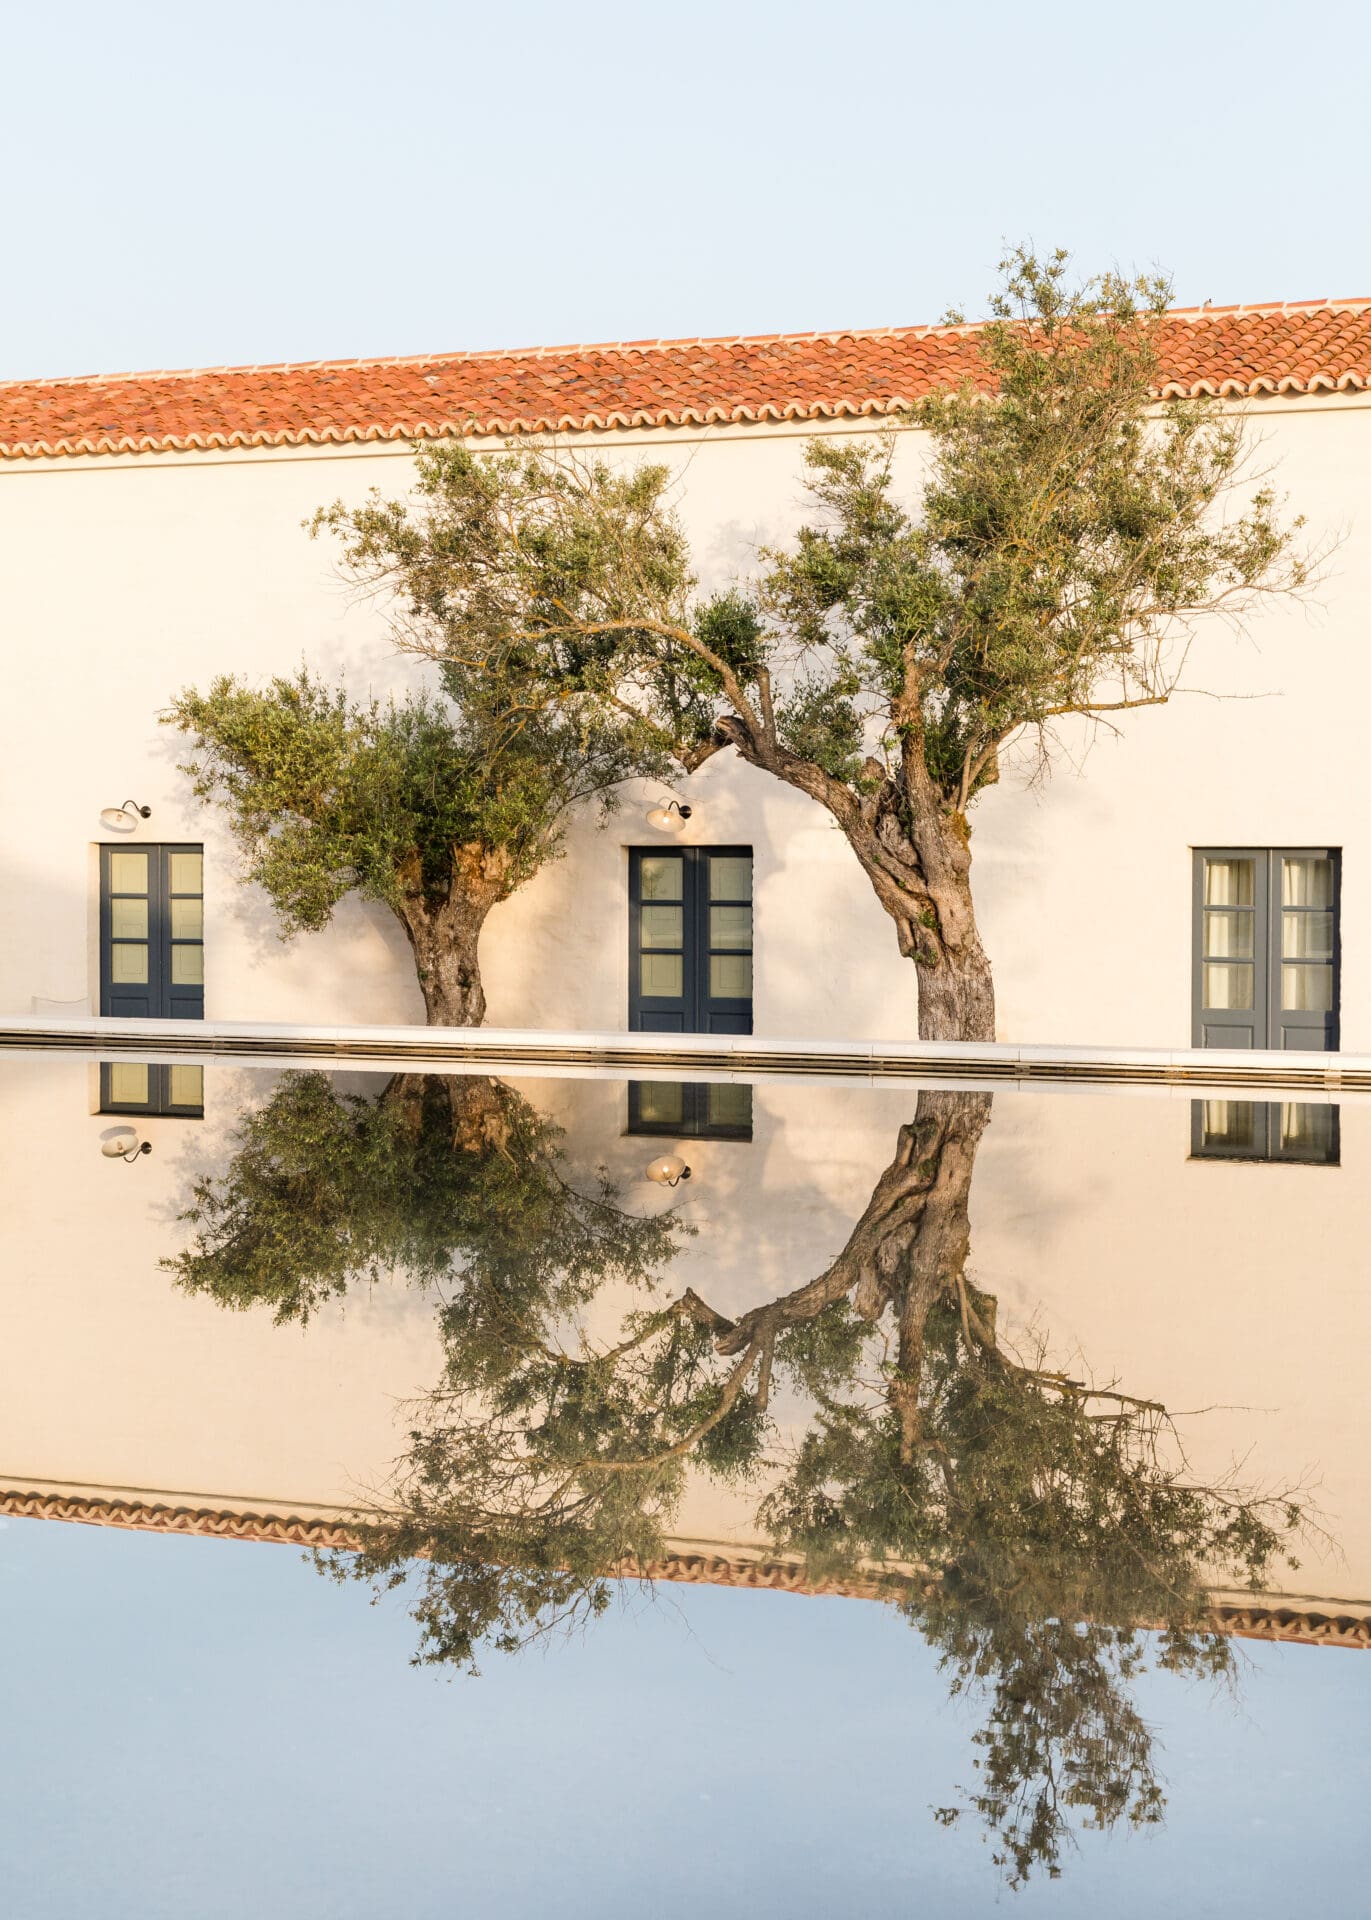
[5,1489,1367,1646]
[17,298,1371,388]
[5,300,1371,460]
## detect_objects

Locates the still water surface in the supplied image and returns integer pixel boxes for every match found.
[2,1058,1367,1914]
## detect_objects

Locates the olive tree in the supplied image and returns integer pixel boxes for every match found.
[166,450,692,1024]
[384,251,1316,1039]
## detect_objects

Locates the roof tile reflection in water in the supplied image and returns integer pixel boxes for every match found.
[2,1057,1366,1888]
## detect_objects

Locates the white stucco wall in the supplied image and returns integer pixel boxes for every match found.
[971,400,1371,1047]
[1,396,1368,1044]
[1,1059,1366,1608]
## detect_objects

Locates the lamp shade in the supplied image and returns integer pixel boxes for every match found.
[646,800,692,832]
[99,800,151,831]
[101,1127,148,1159]
[645,1153,691,1186]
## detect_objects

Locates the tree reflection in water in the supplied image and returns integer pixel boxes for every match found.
[168,1076,1309,1888]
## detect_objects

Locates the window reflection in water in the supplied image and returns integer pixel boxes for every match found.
[1192,1099,1338,1164]
[101,1061,204,1117]
[627,1080,752,1139]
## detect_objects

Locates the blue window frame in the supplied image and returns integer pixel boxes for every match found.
[628,846,752,1034]
[99,843,204,1117]
[1192,849,1339,1051]
[99,844,204,1020]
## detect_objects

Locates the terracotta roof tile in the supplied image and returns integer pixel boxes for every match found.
[3,1489,1367,1646]
[3,301,1371,459]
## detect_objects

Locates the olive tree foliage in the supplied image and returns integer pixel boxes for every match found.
[330,1276,802,1671]
[164,448,697,1025]
[384,251,1318,1040]
[163,1070,681,1330]
[167,676,648,1024]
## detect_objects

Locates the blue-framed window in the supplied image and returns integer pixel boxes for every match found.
[99,844,204,1020]
[628,847,752,1034]
[1193,849,1339,1051]
[99,843,204,1117]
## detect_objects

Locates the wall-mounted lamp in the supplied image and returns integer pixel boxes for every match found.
[101,1127,151,1162]
[99,799,152,832]
[645,1152,691,1188]
[645,800,693,833]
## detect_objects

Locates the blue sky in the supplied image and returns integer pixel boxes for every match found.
[4,0,1370,380]
[1,1518,1367,1919]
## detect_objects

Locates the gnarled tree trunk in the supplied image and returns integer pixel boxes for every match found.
[716,1089,993,1402]
[899,819,996,1046]
[715,716,997,1044]
[404,905,488,1026]
[381,1071,518,1158]
[396,844,513,1028]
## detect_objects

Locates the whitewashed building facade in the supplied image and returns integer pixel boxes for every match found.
[3,302,1371,1056]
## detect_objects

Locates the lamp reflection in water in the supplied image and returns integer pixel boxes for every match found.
[644,1152,691,1187]
[99,799,152,831]
[645,800,692,833]
[101,1127,151,1162]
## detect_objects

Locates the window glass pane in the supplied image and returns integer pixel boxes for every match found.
[709,856,752,902]
[1203,910,1252,960]
[108,1063,149,1105]
[639,905,683,950]
[110,898,149,940]
[636,1082,684,1126]
[110,944,149,985]
[108,851,149,894]
[1283,911,1333,960]
[1201,1100,1257,1149]
[1282,963,1333,1012]
[639,856,683,902]
[1204,858,1253,907]
[710,954,752,999]
[707,1083,753,1129]
[640,953,683,998]
[1282,857,1333,909]
[1281,1103,1333,1153]
[710,905,752,950]
[168,1065,205,1109]
[171,898,204,940]
[1202,962,1253,1010]
[169,851,204,895]
[171,945,204,986]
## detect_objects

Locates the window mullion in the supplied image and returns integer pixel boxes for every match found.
[1259,844,1267,1052]
[687,847,704,1031]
